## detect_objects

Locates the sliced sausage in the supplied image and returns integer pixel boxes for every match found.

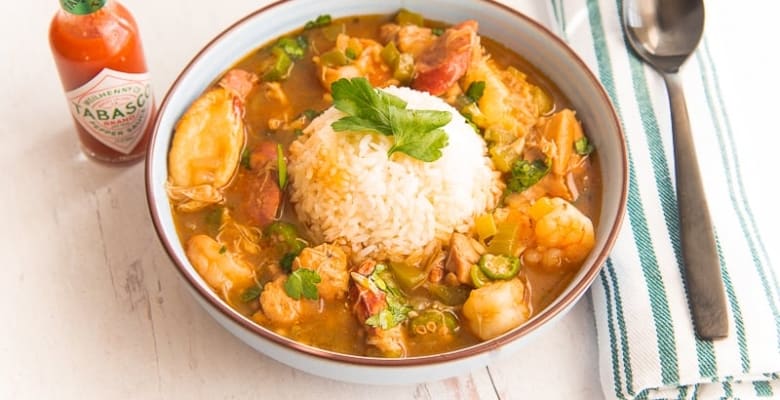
[412,20,478,96]
[243,172,281,228]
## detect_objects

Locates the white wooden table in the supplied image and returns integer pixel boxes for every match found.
[2,1,776,399]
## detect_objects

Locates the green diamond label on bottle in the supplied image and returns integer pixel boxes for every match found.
[66,68,153,154]
[60,0,107,15]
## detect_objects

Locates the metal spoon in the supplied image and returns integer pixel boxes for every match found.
[623,0,728,339]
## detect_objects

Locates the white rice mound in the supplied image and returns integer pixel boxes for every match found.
[287,86,502,262]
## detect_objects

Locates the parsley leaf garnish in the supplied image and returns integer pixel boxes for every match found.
[284,268,321,300]
[506,159,550,193]
[240,148,252,170]
[361,264,412,329]
[331,77,406,135]
[574,137,594,155]
[304,14,332,30]
[387,108,449,162]
[465,81,486,103]
[330,77,451,162]
[240,285,262,302]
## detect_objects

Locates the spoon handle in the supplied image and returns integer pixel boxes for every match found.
[663,72,729,340]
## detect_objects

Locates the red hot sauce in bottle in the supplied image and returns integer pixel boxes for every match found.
[49,0,156,164]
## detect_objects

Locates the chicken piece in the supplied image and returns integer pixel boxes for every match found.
[462,278,532,340]
[380,23,437,58]
[412,20,478,95]
[367,325,407,358]
[523,197,595,270]
[259,276,302,325]
[167,69,258,212]
[293,244,349,301]
[541,109,586,176]
[186,234,254,295]
[445,232,485,285]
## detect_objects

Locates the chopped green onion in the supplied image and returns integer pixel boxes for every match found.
[274,37,306,60]
[345,47,357,60]
[304,14,332,30]
[279,252,297,274]
[432,27,445,36]
[218,245,227,254]
[465,81,486,103]
[240,147,252,170]
[301,109,321,121]
[276,143,287,189]
[240,286,262,302]
[574,137,594,155]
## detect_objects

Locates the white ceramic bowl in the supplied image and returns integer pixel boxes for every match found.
[146,0,627,384]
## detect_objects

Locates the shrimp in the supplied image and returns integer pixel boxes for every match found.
[523,196,595,270]
[462,278,532,340]
[259,276,302,325]
[315,34,394,91]
[381,23,438,58]
[185,234,255,297]
[293,243,350,301]
[167,69,258,212]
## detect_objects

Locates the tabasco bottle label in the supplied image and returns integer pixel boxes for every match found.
[59,0,107,15]
[66,68,153,154]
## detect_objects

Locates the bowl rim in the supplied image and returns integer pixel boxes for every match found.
[145,0,628,367]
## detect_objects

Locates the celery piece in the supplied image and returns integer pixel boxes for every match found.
[475,213,497,242]
[486,220,520,256]
[393,53,415,84]
[427,283,470,306]
[381,42,400,68]
[264,47,293,81]
[395,8,424,26]
[388,261,426,291]
[320,49,349,67]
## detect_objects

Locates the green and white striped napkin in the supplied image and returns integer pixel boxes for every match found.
[544,0,780,398]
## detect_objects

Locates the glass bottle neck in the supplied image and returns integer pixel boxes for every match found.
[59,0,108,15]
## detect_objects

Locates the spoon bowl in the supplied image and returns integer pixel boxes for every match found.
[622,0,728,340]
[624,0,704,72]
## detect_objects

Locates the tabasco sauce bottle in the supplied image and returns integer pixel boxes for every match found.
[49,0,155,164]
